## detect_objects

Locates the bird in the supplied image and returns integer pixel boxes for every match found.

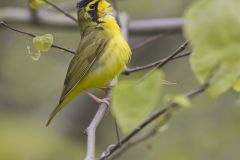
[46,0,131,126]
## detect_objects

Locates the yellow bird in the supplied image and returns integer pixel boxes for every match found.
[46,0,131,126]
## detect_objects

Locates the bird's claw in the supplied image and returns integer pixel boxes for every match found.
[86,92,110,106]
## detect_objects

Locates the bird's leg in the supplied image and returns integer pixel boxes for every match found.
[100,85,114,93]
[86,91,110,106]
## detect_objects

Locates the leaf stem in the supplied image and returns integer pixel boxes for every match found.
[0,21,75,54]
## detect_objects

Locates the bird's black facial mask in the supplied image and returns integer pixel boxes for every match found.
[87,2,99,23]
[77,0,100,23]
[76,0,93,8]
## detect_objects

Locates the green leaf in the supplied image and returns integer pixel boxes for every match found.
[164,94,191,108]
[173,95,191,108]
[233,80,240,92]
[27,46,41,61]
[29,0,46,9]
[184,0,240,97]
[158,124,170,133]
[112,70,164,133]
[33,34,53,52]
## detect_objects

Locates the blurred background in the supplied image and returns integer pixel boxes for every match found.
[0,0,239,160]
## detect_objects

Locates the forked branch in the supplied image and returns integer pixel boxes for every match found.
[122,41,190,75]
[99,84,208,160]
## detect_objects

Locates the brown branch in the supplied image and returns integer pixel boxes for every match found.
[42,0,78,23]
[157,41,189,68]
[122,42,190,75]
[99,84,208,160]
[0,21,75,54]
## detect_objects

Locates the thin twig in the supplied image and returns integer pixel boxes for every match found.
[122,51,191,75]
[131,33,167,52]
[114,118,121,144]
[99,84,208,160]
[122,42,190,75]
[157,41,189,68]
[110,110,172,160]
[43,0,78,23]
[0,21,75,54]
[51,1,76,12]
[110,124,161,160]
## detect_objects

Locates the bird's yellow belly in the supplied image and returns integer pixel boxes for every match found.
[75,35,131,92]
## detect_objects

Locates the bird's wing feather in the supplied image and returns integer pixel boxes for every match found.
[46,30,108,126]
[60,29,108,103]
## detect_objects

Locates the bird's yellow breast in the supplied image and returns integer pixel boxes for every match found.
[75,15,131,90]
[79,33,131,89]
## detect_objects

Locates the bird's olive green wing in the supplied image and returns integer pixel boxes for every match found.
[60,30,108,103]
[46,30,108,126]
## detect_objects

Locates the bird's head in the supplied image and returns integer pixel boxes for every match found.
[76,0,112,23]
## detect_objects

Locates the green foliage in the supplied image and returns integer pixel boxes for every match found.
[184,0,240,97]
[27,46,41,61]
[33,34,54,52]
[164,94,191,109]
[112,70,164,133]
[173,95,191,108]
[27,34,54,61]
[29,0,46,9]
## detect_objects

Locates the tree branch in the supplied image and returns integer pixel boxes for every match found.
[42,0,78,23]
[99,84,208,160]
[85,101,109,160]
[0,7,183,35]
[0,21,75,54]
[122,42,190,75]
[157,41,189,68]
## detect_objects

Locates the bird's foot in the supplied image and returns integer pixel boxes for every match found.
[86,92,110,106]
[100,85,114,93]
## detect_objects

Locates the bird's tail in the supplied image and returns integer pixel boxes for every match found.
[46,102,66,127]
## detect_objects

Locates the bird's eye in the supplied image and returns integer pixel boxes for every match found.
[89,4,95,9]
